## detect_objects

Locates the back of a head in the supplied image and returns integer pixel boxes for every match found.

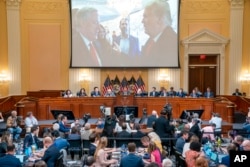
[127,142,136,152]
[190,141,201,152]
[227,143,237,152]
[7,144,15,152]
[35,160,47,167]
[145,0,172,26]
[43,136,53,145]
[195,157,209,167]
[85,123,91,130]
[162,158,173,167]
[85,156,95,166]
[51,130,60,138]
[89,132,97,143]
[146,162,160,167]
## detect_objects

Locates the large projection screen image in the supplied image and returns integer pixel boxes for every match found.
[70,0,180,68]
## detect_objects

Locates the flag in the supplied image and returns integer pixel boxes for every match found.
[135,75,145,92]
[113,75,120,85]
[129,76,137,93]
[102,75,112,95]
[120,76,128,91]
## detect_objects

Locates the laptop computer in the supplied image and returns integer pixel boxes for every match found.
[15,155,27,164]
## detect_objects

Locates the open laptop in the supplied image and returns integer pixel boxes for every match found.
[15,155,27,164]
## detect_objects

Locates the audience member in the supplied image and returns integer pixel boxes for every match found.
[160,88,168,97]
[195,156,209,167]
[68,126,81,140]
[203,87,214,98]
[0,144,22,167]
[23,125,40,151]
[70,118,82,130]
[154,110,173,139]
[162,158,173,167]
[116,122,131,138]
[77,88,88,97]
[24,111,38,133]
[58,115,70,137]
[6,110,22,142]
[146,141,162,167]
[185,141,204,167]
[182,135,199,158]
[89,132,98,156]
[220,143,237,167]
[146,162,160,167]
[189,118,202,140]
[201,123,216,144]
[147,110,158,128]
[233,135,244,151]
[120,142,144,167]
[90,87,101,97]
[175,130,189,153]
[53,113,63,124]
[34,160,47,167]
[209,113,222,137]
[0,131,12,157]
[96,118,105,129]
[94,136,117,166]
[148,132,163,153]
[227,129,237,142]
[243,117,250,139]
[241,139,250,151]
[131,124,146,138]
[80,123,93,140]
[114,115,131,133]
[83,155,96,167]
[232,88,242,96]
[52,130,69,150]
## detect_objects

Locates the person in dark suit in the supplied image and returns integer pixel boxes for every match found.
[90,87,101,97]
[168,87,177,97]
[140,0,178,67]
[72,7,102,67]
[189,118,202,140]
[147,110,158,128]
[41,136,60,167]
[116,123,131,138]
[113,18,140,57]
[203,87,214,98]
[88,133,98,156]
[23,125,40,151]
[153,110,174,138]
[189,89,200,98]
[77,88,88,97]
[52,130,69,150]
[232,88,242,96]
[120,142,144,167]
[0,144,22,167]
[149,87,159,97]
[176,88,187,97]
[58,116,70,136]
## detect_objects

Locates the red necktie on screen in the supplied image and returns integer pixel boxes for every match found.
[89,42,99,66]
[144,38,154,56]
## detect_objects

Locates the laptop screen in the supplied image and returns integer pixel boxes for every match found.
[15,155,25,163]
[210,152,218,162]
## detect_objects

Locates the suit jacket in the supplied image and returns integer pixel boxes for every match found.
[149,91,159,97]
[114,35,140,57]
[0,154,22,167]
[154,116,173,138]
[90,91,101,97]
[190,123,202,139]
[42,144,60,167]
[23,133,40,150]
[147,115,157,128]
[176,91,187,97]
[204,91,214,98]
[120,153,144,167]
[232,92,242,96]
[59,121,70,133]
[168,91,177,96]
[54,137,69,150]
[116,130,131,138]
[89,143,97,156]
[141,26,178,67]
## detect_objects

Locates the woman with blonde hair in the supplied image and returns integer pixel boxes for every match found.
[146,141,162,167]
[148,131,163,153]
[94,136,117,166]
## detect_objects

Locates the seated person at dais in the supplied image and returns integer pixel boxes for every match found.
[232,88,242,96]
[63,89,73,97]
[90,87,101,97]
[104,88,116,97]
[149,87,159,97]
[203,87,214,98]
[168,87,176,97]
[176,88,187,97]
[77,88,88,97]
[121,87,131,96]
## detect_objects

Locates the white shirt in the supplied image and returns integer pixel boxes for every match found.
[209,116,222,131]
[25,116,38,127]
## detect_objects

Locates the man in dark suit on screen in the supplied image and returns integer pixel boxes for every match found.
[140,0,178,67]
[113,18,141,57]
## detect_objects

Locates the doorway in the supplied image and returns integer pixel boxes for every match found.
[188,55,217,95]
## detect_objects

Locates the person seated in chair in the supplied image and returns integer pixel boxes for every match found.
[121,87,131,96]
[23,125,40,151]
[149,87,159,97]
[52,130,69,150]
[104,88,116,97]
[6,110,22,142]
[77,88,88,97]
[116,123,131,138]
[168,87,176,97]
[203,87,214,98]
[58,115,70,137]
[176,88,187,97]
[90,87,101,97]
[0,144,22,166]
[232,88,242,96]
[63,89,73,97]
[24,111,38,133]
[147,110,158,128]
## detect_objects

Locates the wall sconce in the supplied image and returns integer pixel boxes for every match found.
[158,73,170,82]
[79,73,90,82]
[240,71,250,83]
[0,71,10,83]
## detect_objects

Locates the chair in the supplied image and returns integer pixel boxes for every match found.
[174,149,182,167]
[60,148,68,166]
[82,139,90,155]
[55,151,64,167]
[179,155,187,167]
[68,139,82,160]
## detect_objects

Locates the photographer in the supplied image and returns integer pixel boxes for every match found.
[209,113,222,138]
[243,117,250,139]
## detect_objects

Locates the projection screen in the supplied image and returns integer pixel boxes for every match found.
[70,0,180,68]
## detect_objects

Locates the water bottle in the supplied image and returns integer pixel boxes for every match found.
[217,137,222,147]
[114,140,116,148]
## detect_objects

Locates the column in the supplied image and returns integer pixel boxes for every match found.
[6,0,22,95]
[228,0,244,93]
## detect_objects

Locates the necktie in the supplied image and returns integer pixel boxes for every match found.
[89,42,100,66]
[144,38,154,56]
